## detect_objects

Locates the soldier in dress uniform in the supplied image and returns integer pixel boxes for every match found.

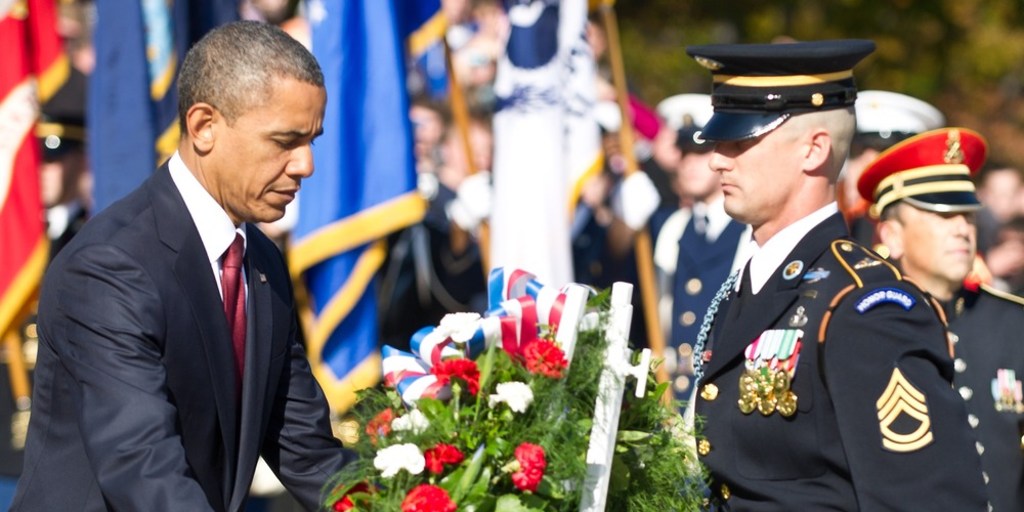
[860,127,1024,511]
[650,93,751,401]
[839,90,945,246]
[686,39,988,510]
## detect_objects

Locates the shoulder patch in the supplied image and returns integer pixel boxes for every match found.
[980,283,1024,307]
[855,287,917,314]
[829,240,901,288]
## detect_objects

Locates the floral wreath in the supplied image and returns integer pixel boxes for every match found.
[323,268,706,511]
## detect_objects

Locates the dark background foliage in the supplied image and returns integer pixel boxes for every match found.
[614,0,1024,167]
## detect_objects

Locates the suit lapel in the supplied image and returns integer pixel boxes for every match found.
[149,166,240,499]
[702,213,848,381]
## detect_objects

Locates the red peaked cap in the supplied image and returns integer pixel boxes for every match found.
[857,127,987,218]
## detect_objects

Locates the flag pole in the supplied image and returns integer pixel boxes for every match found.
[443,37,491,273]
[597,1,672,395]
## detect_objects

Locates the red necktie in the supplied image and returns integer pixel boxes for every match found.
[221,233,246,397]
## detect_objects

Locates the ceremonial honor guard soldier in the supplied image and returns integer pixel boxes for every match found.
[860,127,1024,511]
[839,90,945,246]
[686,40,988,510]
[650,93,751,400]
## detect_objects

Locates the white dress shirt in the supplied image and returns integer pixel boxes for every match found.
[740,202,839,294]
[168,152,247,301]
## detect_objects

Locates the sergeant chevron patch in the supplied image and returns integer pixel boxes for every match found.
[877,368,934,452]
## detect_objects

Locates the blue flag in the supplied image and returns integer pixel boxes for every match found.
[88,0,236,212]
[292,0,432,413]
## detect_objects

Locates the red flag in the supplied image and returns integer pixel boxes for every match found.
[0,0,68,337]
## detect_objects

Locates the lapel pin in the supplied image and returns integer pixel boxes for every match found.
[782,260,804,280]
[259,273,267,283]
[788,306,808,327]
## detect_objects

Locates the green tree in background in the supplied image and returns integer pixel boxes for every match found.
[615,0,1024,166]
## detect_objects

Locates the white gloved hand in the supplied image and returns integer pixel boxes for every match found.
[446,171,492,231]
[611,171,660,230]
[417,172,439,201]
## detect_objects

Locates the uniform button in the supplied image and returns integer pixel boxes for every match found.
[959,386,974,400]
[677,343,693,359]
[686,278,702,295]
[720,483,731,500]
[976,441,985,455]
[954,358,966,373]
[982,471,990,484]
[949,332,960,344]
[701,383,719,401]
[968,414,980,428]
[840,242,853,252]
[674,376,691,393]
[698,439,711,456]
[1020,434,1024,449]
[680,311,697,326]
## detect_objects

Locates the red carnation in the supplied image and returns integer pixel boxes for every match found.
[401,484,457,512]
[511,442,547,492]
[331,482,370,511]
[424,443,465,474]
[365,408,394,444]
[522,339,568,378]
[432,358,481,395]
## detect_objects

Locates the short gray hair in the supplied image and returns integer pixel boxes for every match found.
[177,20,323,128]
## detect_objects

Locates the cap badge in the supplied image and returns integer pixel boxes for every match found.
[944,129,963,164]
[811,93,824,107]
[694,56,723,71]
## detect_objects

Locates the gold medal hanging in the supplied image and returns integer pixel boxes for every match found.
[737,329,802,417]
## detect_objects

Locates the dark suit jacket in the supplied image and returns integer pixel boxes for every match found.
[695,213,987,511]
[12,166,353,511]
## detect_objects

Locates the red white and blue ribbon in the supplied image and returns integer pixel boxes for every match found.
[382,345,452,404]
[382,267,588,404]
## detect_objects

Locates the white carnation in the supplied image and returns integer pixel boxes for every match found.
[391,409,430,435]
[373,443,425,478]
[488,381,534,413]
[440,312,482,343]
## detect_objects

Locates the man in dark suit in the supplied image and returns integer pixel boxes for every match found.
[686,40,988,510]
[861,127,1024,511]
[12,21,353,511]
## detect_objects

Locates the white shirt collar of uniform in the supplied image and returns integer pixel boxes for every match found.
[697,195,731,242]
[745,202,838,294]
[167,152,246,265]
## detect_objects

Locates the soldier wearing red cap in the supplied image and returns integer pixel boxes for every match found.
[861,127,1024,512]
[687,39,987,510]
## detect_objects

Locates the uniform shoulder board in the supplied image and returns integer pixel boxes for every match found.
[828,239,902,288]
[979,283,1024,307]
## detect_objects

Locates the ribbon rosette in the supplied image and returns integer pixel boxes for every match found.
[382,268,590,404]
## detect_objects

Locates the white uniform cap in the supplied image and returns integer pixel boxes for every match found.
[855,90,945,136]
[655,93,713,131]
